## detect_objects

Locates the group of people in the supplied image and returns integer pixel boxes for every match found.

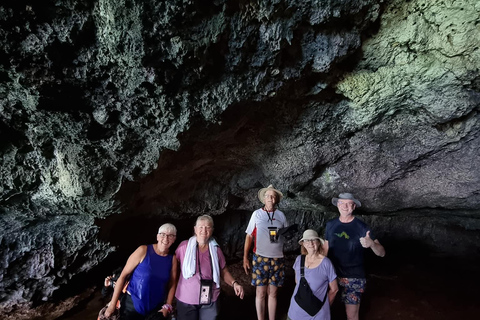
[101,185,385,320]
[102,216,243,320]
[243,185,385,320]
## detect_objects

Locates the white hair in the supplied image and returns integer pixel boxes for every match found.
[158,223,177,234]
[195,215,214,227]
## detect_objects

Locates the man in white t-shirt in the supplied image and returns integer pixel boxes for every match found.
[243,185,288,320]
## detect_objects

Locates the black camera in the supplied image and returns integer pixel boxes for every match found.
[268,227,279,243]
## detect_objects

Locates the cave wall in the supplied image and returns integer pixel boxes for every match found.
[0,0,479,318]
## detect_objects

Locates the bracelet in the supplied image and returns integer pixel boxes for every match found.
[162,304,173,314]
[232,280,238,287]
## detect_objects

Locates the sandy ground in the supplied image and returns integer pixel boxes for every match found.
[56,253,480,320]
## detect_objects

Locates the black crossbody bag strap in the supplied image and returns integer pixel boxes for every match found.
[300,255,306,277]
[300,255,328,302]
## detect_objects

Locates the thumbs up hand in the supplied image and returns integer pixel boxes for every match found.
[360,231,374,248]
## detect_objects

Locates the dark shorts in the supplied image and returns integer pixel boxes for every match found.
[176,299,219,320]
[119,294,166,320]
[251,253,285,287]
[119,294,144,320]
[338,277,366,305]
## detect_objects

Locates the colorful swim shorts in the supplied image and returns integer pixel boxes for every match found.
[251,253,285,287]
[338,277,366,305]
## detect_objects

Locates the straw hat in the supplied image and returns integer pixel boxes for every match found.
[258,185,284,204]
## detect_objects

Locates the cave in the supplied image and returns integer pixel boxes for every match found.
[1,0,479,320]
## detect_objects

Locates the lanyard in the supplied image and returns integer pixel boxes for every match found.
[264,207,275,225]
[197,243,213,280]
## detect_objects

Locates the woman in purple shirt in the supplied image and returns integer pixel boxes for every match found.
[288,230,338,320]
[175,215,244,320]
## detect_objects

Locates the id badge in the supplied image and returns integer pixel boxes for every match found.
[199,279,213,305]
[268,226,279,243]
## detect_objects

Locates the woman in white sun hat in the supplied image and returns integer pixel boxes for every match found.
[287,229,338,320]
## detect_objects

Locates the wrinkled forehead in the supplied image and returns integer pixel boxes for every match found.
[265,190,278,197]
[196,219,213,227]
[338,199,355,205]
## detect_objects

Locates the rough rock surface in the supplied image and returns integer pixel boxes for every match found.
[0,0,479,318]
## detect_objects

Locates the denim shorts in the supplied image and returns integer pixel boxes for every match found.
[251,253,285,287]
[338,277,366,305]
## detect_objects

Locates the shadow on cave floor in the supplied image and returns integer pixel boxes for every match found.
[57,249,480,320]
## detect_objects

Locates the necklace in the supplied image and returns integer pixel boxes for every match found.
[305,254,322,268]
[305,255,314,268]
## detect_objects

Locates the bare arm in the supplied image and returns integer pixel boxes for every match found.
[360,231,386,257]
[165,254,178,305]
[243,233,253,274]
[105,245,147,317]
[327,279,339,305]
[160,254,178,317]
[221,266,244,299]
[371,239,386,257]
[323,240,329,256]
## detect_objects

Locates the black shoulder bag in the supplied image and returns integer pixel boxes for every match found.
[294,255,328,316]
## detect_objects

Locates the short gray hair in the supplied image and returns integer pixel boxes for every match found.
[195,215,214,228]
[158,223,177,234]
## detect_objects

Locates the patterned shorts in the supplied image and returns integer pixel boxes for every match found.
[338,277,366,305]
[251,253,285,287]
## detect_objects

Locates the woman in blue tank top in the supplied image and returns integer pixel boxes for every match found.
[105,223,178,320]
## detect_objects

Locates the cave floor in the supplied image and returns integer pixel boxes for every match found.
[56,253,479,320]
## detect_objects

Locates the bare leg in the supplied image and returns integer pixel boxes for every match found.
[345,304,360,320]
[256,286,267,320]
[267,285,278,320]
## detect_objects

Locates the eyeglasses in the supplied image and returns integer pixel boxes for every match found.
[158,233,176,239]
[303,239,318,243]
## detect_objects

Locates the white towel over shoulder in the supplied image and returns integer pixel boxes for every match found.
[182,236,221,288]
